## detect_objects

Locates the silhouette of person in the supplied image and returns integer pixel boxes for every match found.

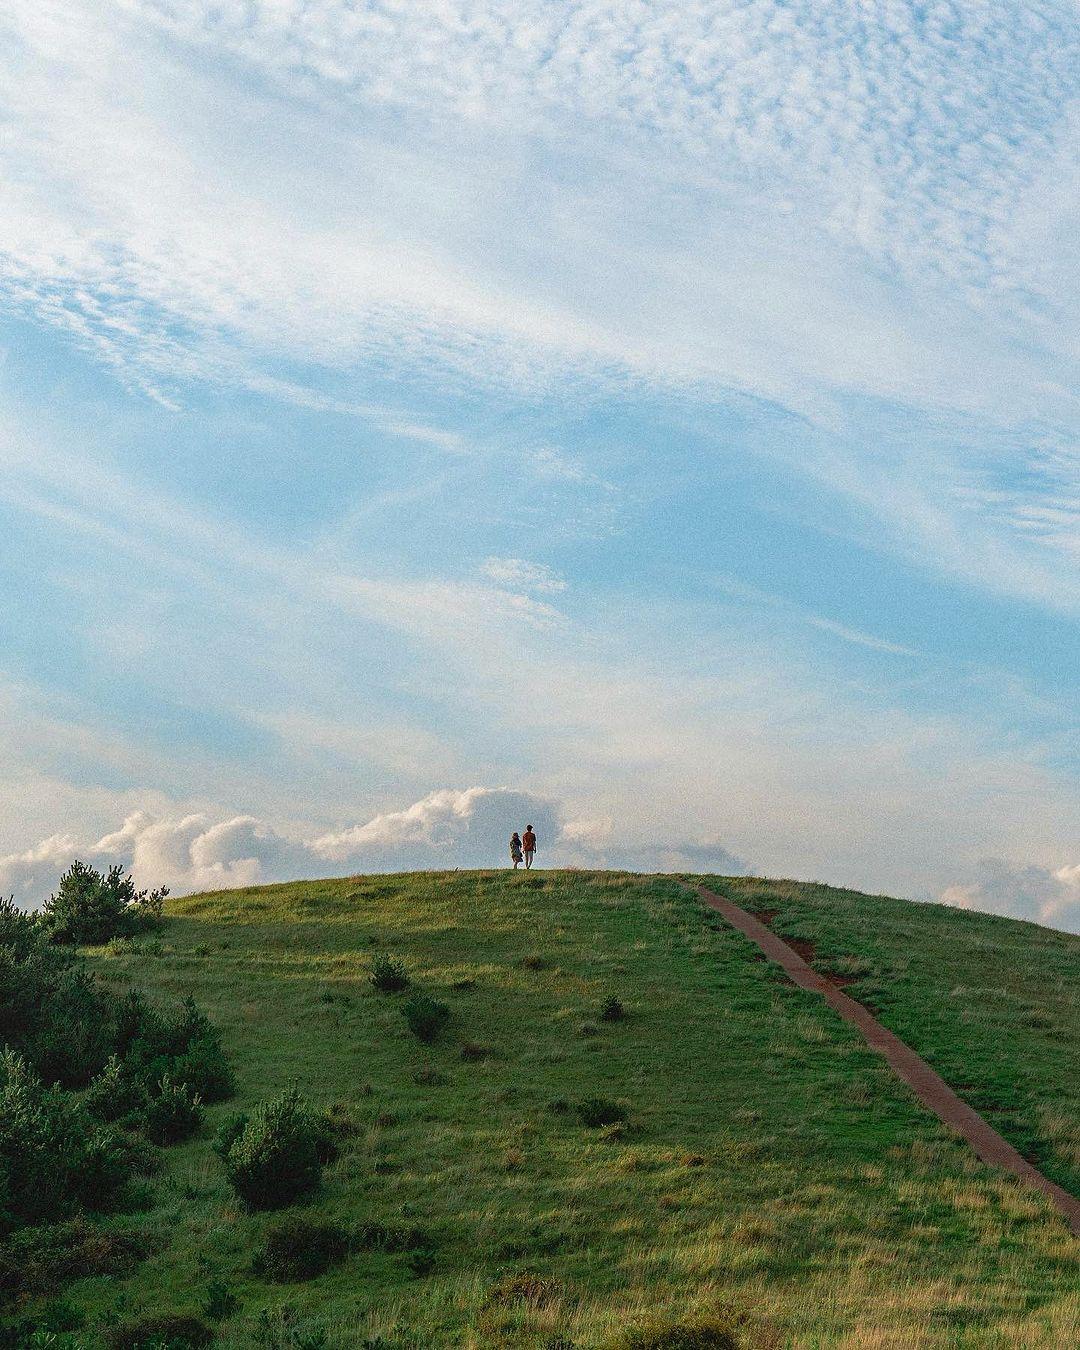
[510,832,523,869]
[522,825,536,870]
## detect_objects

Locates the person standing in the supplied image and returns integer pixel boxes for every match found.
[510,832,523,869]
[522,825,536,870]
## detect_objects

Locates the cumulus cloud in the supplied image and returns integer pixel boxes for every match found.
[559,817,749,875]
[0,787,750,909]
[311,788,561,871]
[940,859,1080,934]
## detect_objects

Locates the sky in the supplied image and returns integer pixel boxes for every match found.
[0,1,1078,931]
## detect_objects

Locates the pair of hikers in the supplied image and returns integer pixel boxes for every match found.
[510,826,537,870]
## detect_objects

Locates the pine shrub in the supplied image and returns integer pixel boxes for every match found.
[370,956,409,994]
[221,1089,324,1210]
[402,994,449,1043]
[142,1074,203,1145]
[41,862,168,947]
[84,1057,148,1126]
[0,1050,131,1227]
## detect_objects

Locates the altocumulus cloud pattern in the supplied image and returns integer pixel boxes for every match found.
[1,1,1079,933]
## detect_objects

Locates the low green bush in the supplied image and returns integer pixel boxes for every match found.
[577,1097,628,1128]
[201,1278,239,1321]
[370,955,409,994]
[353,1221,434,1253]
[84,1057,149,1126]
[0,1218,147,1300]
[103,1314,212,1350]
[600,996,627,1022]
[221,1088,325,1210]
[212,1111,249,1159]
[402,993,449,1043]
[486,1272,562,1307]
[0,1051,131,1228]
[253,1303,329,1350]
[255,1216,350,1281]
[142,1074,203,1145]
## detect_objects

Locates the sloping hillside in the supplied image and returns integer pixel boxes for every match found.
[50,871,1080,1346]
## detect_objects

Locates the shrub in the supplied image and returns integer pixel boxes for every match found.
[413,1064,446,1086]
[222,1088,324,1210]
[370,956,409,994]
[142,1075,203,1145]
[201,1279,239,1321]
[169,1033,235,1105]
[459,1041,490,1062]
[612,1317,738,1349]
[19,963,117,1089]
[212,1111,249,1159]
[253,1304,329,1350]
[576,1097,627,1128]
[353,1221,434,1254]
[402,994,449,1043]
[41,862,168,947]
[255,1216,350,1281]
[103,1315,212,1350]
[600,996,627,1022]
[0,1218,147,1299]
[84,1057,149,1126]
[0,1050,131,1228]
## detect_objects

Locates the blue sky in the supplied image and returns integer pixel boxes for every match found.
[1,1,1079,928]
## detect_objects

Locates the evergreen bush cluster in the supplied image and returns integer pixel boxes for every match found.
[0,876,234,1305]
[41,861,168,947]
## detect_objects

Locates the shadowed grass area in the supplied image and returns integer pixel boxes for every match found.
[25,870,1076,1348]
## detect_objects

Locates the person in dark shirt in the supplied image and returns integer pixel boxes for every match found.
[522,826,536,870]
[510,832,523,869]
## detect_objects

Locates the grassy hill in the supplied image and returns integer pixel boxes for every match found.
[44,871,1080,1346]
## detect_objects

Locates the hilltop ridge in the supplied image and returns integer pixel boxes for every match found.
[19,870,1080,1347]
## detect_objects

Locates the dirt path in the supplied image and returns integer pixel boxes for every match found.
[694,884,1080,1236]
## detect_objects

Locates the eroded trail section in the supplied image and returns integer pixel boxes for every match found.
[695,884,1080,1236]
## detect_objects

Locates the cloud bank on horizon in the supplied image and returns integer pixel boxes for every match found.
[0,788,747,910]
[0,1,1079,933]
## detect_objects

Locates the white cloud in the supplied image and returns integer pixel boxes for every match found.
[479,557,567,594]
[804,616,917,657]
[311,787,561,870]
[940,859,1080,935]
[0,786,753,909]
[4,0,1080,617]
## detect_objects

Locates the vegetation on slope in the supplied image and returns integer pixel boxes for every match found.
[11,869,1064,1349]
[701,875,1080,1198]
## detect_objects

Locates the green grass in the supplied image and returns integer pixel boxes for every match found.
[701,875,1080,1197]
[37,870,1080,1347]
